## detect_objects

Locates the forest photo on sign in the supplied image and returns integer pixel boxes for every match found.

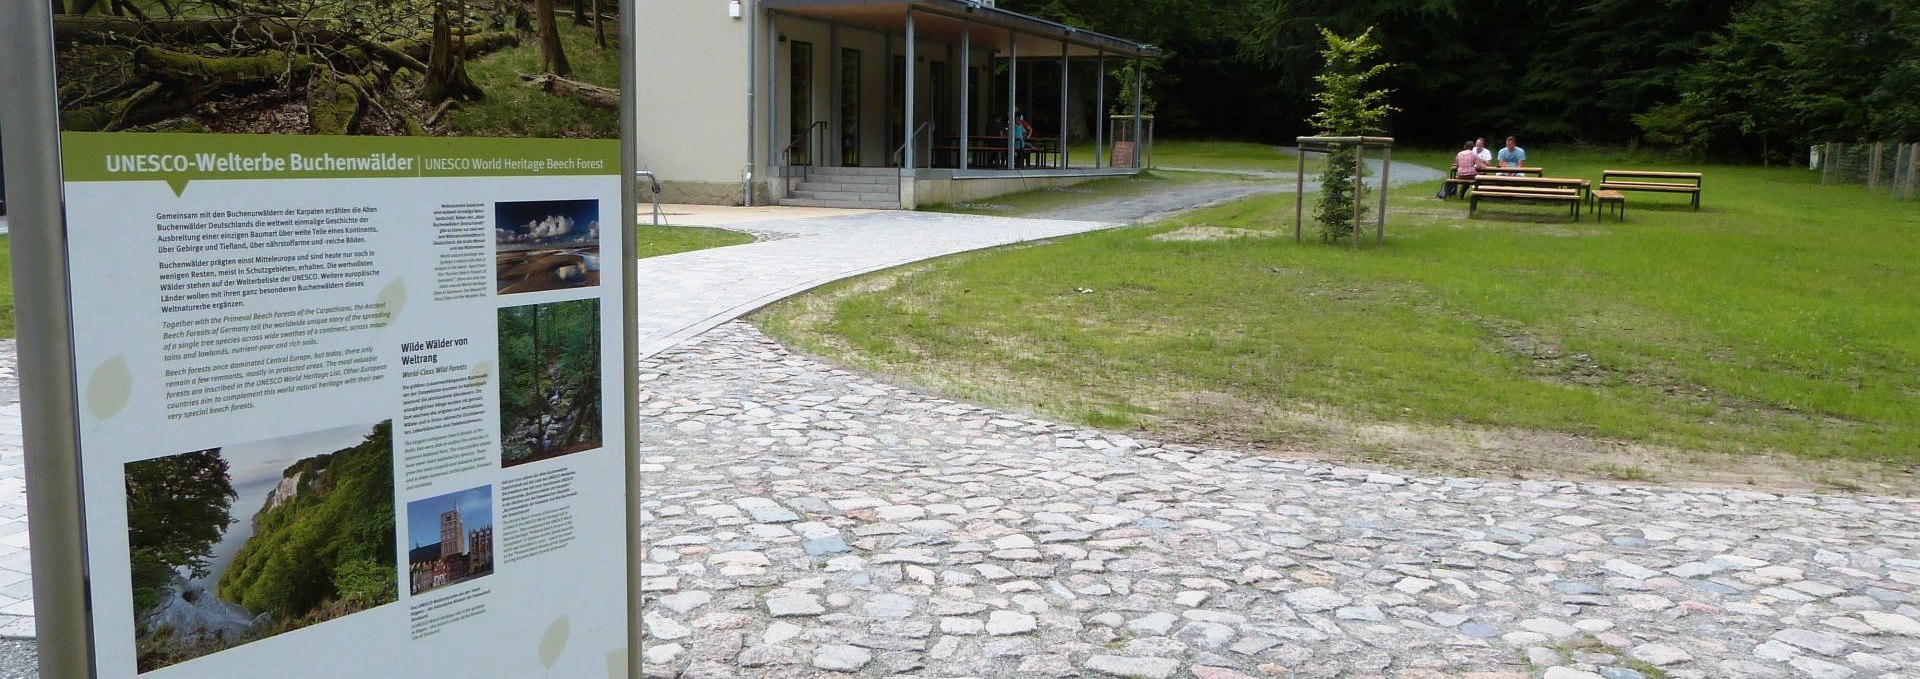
[497,299,602,468]
[51,0,621,138]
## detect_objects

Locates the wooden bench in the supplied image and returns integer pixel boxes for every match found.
[1469,186,1583,221]
[1474,175,1591,204]
[1599,170,1702,210]
[1592,189,1626,222]
[1441,173,1477,199]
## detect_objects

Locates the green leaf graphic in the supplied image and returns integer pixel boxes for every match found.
[605,647,627,679]
[539,615,571,670]
[468,360,493,388]
[374,279,407,329]
[86,355,132,421]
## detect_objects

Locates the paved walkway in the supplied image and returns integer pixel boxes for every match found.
[636,323,1920,679]
[0,207,1121,648]
[633,211,1111,358]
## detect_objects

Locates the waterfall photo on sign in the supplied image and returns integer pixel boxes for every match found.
[122,421,396,673]
[51,0,621,138]
[497,299,602,468]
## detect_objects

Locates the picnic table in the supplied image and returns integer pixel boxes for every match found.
[1490,166,1547,177]
[1598,170,1702,209]
[934,136,1061,170]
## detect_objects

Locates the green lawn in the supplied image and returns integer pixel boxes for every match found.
[635,225,755,259]
[922,171,1209,218]
[760,150,1920,488]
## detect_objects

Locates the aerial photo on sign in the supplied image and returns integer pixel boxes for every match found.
[494,198,600,295]
[124,421,396,673]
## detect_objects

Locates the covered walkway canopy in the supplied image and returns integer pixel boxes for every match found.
[762,0,1161,174]
[763,0,1162,59]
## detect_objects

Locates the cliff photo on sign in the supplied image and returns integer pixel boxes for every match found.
[123,421,397,673]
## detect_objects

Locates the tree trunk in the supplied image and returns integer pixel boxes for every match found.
[530,305,544,455]
[306,67,364,134]
[51,0,65,15]
[422,0,484,102]
[534,0,571,76]
[571,0,587,25]
[520,73,616,109]
[592,0,605,48]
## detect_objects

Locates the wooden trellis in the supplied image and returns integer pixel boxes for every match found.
[1294,135,1395,247]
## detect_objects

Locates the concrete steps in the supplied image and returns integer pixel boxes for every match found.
[777,197,899,209]
[781,167,902,210]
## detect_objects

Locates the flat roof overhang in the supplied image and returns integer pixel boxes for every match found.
[762,0,1163,59]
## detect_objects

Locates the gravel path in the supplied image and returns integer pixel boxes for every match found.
[1030,156,1445,225]
[637,322,1920,679]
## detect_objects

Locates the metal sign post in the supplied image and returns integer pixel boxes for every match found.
[0,4,92,674]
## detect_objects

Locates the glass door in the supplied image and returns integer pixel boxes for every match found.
[840,48,861,167]
[789,41,814,166]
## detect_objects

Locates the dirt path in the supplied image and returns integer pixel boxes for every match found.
[1028,152,1445,224]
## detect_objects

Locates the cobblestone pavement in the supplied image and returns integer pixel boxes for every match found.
[0,341,31,641]
[638,323,1920,679]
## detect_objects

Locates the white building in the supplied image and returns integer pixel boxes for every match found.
[635,0,1160,209]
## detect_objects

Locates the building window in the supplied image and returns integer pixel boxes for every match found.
[789,41,814,166]
[841,48,861,167]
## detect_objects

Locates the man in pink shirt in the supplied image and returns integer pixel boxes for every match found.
[1440,140,1490,199]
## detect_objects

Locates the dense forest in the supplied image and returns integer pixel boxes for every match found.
[1005,0,1920,160]
[52,0,621,137]
[499,299,602,467]
[126,422,396,672]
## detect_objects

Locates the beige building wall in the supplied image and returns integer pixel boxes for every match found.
[634,0,757,205]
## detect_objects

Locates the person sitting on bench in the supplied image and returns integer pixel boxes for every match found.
[1440,140,1490,199]
[1497,136,1526,175]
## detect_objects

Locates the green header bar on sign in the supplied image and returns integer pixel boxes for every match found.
[61,132,620,193]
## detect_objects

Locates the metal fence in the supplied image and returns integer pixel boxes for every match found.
[1814,142,1920,199]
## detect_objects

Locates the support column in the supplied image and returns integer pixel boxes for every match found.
[1377,145,1390,244]
[885,34,893,164]
[1352,143,1364,249]
[1094,52,1104,169]
[960,22,971,171]
[745,0,758,205]
[1294,145,1305,242]
[1007,30,1018,169]
[766,11,780,197]
[1130,57,1143,169]
[1059,41,1069,169]
[904,8,917,171]
[829,25,840,167]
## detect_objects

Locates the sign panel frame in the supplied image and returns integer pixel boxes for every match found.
[0,1,643,676]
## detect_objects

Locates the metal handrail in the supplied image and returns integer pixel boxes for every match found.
[892,121,934,170]
[782,120,828,196]
[634,171,665,227]
[782,120,829,166]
